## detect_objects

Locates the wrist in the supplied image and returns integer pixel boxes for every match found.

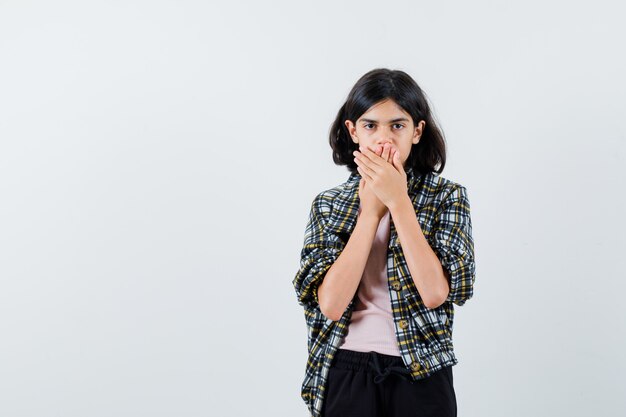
[357,210,381,224]
[388,194,412,215]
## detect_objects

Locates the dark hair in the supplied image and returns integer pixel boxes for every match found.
[329,68,447,176]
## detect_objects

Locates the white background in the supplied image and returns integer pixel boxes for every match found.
[1,1,624,416]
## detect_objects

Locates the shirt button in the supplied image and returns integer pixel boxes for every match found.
[410,361,421,371]
[399,319,409,329]
[391,280,401,291]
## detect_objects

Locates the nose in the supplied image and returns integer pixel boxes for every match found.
[375,140,395,152]
[376,131,394,147]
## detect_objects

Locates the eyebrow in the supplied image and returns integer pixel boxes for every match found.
[359,117,410,123]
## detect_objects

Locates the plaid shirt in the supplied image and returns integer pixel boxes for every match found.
[292,167,476,417]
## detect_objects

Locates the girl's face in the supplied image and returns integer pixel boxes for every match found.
[345,98,425,168]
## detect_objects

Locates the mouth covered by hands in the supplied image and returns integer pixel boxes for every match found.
[353,143,408,209]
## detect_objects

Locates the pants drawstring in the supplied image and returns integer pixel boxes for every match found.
[368,351,413,384]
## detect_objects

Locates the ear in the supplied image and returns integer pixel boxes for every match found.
[345,120,358,141]
[414,120,425,140]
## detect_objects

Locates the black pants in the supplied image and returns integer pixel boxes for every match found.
[321,348,457,417]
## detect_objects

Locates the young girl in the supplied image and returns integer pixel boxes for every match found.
[293,68,476,417]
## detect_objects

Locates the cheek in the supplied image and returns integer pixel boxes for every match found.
[360,141,377,151]
[398,147,410,161]
[356,127,371,137]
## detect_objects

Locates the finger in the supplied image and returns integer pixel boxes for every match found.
[356,153,377,179]
[381,143,391,162]
[355,150,379,177]
[360,146,385,168]
[392,150,404,173]
[357,166,372,182]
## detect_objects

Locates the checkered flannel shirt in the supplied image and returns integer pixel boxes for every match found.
[292,167,476,417]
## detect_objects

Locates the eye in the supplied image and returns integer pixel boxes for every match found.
[393,123,404,129]
[363,123,375,129]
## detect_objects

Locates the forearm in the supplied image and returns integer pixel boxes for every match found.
[389,195,449,309]
[317,211,379,321]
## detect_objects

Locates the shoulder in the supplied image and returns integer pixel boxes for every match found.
[417,172,471,211]
[309,179,350,217]
[421,172,465,191]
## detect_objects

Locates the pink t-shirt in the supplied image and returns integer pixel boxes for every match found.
[337,205,401,357]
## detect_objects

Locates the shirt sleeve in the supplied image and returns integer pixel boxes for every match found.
[292,193,346,311]
[428,184,476,306]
